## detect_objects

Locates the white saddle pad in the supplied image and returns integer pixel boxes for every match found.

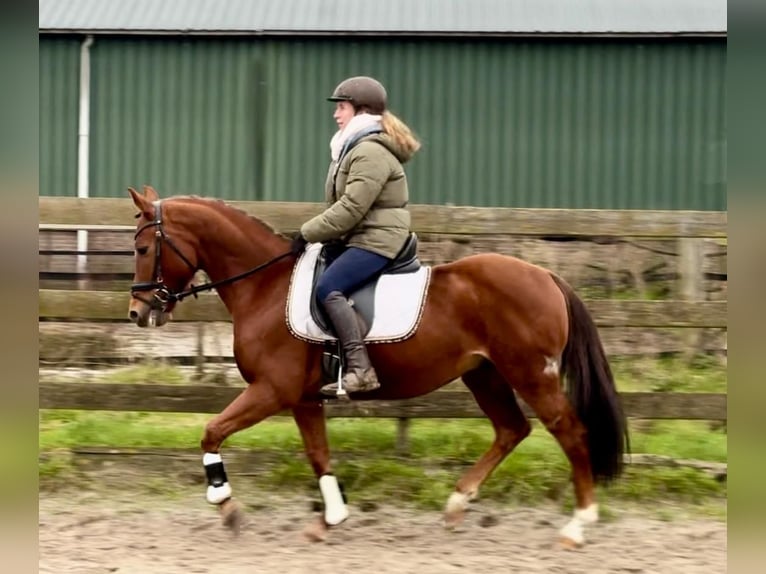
[286,243,431,344]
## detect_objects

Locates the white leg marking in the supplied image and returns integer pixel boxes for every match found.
[559,503,599,545]
[319,474,349,526]
[544,356,560,377]
[575,503,599,524]
[445,491,470,515]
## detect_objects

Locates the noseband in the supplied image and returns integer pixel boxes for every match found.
[131,200,294,312]
[131,201,198,312]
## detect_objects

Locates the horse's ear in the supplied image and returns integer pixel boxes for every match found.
[128,187,155,220]
[142,185,159,201]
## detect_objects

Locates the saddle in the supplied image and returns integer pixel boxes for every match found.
[285,233,431,386]
[308,233,422,337]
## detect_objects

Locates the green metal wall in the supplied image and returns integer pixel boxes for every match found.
[88,37,257,198]
[39,36,727,209]
[40,37,80,197]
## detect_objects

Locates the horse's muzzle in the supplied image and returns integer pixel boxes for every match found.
[128,296,171,328]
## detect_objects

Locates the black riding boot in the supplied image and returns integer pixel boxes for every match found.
[319,290,380,395]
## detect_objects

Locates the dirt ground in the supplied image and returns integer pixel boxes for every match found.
[39,485,726,574]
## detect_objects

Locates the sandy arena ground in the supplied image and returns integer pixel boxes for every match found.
[39,485,726,574]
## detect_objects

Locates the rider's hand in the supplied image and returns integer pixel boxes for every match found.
[291,232,308,256]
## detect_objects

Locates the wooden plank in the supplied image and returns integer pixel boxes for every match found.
[39,322,728,362]
[38,289,728,327]
[39,280,132,293]
[39,272,133,282]
[38,229,134,248]
[433,206,727,238]
[626,454,727,479]
[585,300,727,328]
[38,289,232,322]
[39,256,135,274]
[38,321,728,364]
[39,250,133,256]
[39,224,135,232]
[38,382,727,420]
[39,197,727,238]
[38,198,326,230]
[37,252,731,279]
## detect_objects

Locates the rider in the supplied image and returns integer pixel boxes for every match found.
[291,76,421,395]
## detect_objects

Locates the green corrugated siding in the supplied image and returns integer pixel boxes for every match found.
[39,37,80,197]
[88,37,257,198]
[39,36,726,210]
[262,38,726,210]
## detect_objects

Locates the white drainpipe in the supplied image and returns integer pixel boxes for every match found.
[77,35,94,279]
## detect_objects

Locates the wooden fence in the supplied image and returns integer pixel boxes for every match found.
[39,198,727,439]
[38,196,727,236]
[39,198,728,291]
[38,382,727,420]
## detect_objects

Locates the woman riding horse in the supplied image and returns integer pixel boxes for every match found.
[291,76,421,397]
[128,183,628,546]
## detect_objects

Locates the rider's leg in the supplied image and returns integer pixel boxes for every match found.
[316,247,390,394]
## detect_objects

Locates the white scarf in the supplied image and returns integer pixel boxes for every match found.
[330,113,382,161]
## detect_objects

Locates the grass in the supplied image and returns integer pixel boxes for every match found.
[38,414,727,463]
[38,416,727,514]
[38,356,727,515]
[610,355,727,393]
[104,361,189,385]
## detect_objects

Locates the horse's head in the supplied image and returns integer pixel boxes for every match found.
[127,185,198,328]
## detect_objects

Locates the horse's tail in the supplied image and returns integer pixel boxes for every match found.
[549,273,630,483]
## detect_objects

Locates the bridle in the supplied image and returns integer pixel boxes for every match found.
[130,200,294,312]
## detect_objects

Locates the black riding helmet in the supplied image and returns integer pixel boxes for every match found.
[327,76,387,114]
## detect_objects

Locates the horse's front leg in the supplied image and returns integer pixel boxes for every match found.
[292,400,349,541]
[200,380,285,534]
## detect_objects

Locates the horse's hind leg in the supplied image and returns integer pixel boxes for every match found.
[292,401,349,541]
[445,361,531,528]
[500,359,598,546]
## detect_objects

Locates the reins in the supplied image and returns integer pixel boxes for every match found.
[131,199,294,309]
[170,250,294,303]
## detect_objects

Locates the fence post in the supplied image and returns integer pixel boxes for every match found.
[678,237,704,360]
[195,322,205,381]
[396,418,410,457]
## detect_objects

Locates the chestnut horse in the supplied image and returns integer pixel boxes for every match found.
[127,186,628,546]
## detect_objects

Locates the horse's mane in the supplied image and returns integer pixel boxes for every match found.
[170,195,289,240]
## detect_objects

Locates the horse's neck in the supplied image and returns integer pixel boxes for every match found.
[184,201,289,315]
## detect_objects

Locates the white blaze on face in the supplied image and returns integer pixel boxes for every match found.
[148,309,158,327]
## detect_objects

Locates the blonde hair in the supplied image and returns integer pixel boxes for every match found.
[381,111,421,156]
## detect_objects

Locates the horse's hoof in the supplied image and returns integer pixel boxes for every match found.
[443,510,464,530]
[444,491,469,530]
[303,516,329,542]
[220,498,245,536]
[558,535,582,550]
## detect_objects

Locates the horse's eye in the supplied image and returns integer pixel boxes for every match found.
[136,246,149,256]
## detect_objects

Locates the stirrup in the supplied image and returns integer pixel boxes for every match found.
[320,369,379,398]
[325,360,349,399]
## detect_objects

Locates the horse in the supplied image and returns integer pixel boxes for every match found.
[127,185,628,546]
